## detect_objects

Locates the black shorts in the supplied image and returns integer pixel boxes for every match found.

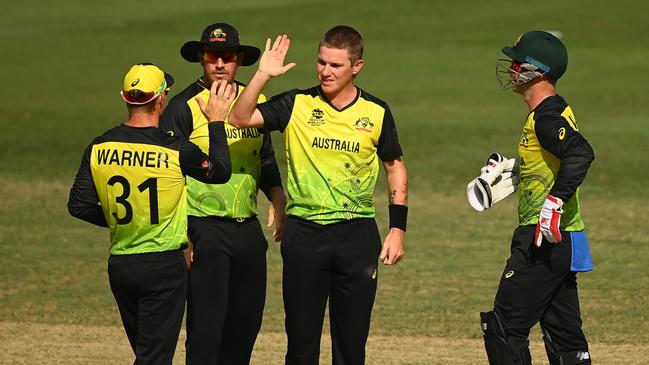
[281,216,382,365]
[494,225,589,353]
[185,215,268,365]
[108,250,187,365]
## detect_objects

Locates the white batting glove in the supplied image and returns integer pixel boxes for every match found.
[534,195,563,246]
[467,153,519,211]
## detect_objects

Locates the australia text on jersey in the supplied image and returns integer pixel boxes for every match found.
[311,136,360,153]
[226,128,261,139]
[96,147,169,168]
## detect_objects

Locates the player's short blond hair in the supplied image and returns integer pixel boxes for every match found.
[320,25,364,63]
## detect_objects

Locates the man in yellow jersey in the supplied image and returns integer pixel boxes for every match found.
[229,26,408,364]
[68,63,234,365]
[478,31,595,365]
[159,22,287,365]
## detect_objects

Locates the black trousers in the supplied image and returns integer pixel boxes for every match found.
[494,225,589,355]
[281,216,382,365]
[185,216,268,365]
[108,250,187,365]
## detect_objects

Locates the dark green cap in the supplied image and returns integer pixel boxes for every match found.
[502,30,568,80]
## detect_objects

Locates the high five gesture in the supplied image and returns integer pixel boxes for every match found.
[229,34,296,129]
[258,35,296,78]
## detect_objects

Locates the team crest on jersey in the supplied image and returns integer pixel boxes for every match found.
[519,131,529,148]
[354,117,374,132]
[210,28,227,41]
[308,108,325,126]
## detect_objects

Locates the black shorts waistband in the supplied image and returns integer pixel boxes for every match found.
[108,248,184,264]
[287,215,374,227]
[190,215,258,224]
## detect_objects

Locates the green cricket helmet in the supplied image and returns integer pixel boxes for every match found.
[497,30,568,90]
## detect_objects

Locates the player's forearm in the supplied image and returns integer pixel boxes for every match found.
[229,71,272,128]
[260,160,283,201]
[268,186,287,206]
[205,123,232,183]
[550,142,594,201]
[68,153,108,227]
[385,158,408,206]
[67,194,108,227]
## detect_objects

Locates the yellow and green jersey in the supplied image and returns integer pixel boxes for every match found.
[257,86,402,224]
[517,95,594,230]
[160,79,282,219]
[68,123,231,255]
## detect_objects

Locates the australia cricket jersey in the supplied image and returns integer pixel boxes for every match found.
[68,123,230,255]
[257,86,402,224]
[517,95,594,230]
[160,79,281,219]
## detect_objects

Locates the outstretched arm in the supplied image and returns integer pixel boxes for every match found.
[379,157,408,265]
[229,35,296,129]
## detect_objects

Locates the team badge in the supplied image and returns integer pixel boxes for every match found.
[308,108,325,126]
[519,131,529,148]
[354,117,374,132]
[209,28,227,42]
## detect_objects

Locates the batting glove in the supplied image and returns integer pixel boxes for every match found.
[534,195,563,246]
[467,153,519,211]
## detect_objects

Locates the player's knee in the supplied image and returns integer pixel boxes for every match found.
[480,311,531,365]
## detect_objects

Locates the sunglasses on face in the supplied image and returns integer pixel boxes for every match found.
[201,50,239,63]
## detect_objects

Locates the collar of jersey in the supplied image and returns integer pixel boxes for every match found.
[316,85,361,112]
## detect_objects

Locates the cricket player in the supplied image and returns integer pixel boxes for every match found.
[479,31,595,365]
[159,22,286,364]
[68,63,233,365]
[229,26,408,364]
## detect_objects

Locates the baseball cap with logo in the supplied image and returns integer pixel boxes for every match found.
[180,22,261,66]
[501,30,568,80]
[121,63,174,105]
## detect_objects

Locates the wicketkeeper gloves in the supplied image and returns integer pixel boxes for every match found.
[467,153,519,211]
[534,195,563,246]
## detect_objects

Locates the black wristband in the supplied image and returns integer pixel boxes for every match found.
[389,204,408,231]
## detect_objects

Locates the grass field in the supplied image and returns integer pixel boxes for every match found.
[1,0,648,364]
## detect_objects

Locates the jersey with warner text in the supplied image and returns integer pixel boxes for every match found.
[160,80,270,218]
[79,124,217,254]
[518,95,590,231]
[257,86,402,224]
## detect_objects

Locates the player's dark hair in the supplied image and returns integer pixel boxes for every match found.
[320,25,364,63]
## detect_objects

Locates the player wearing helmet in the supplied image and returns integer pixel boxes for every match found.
[480,31,595,365]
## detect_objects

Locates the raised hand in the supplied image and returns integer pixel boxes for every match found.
[258,34,296,78]
[196,80,236,122]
